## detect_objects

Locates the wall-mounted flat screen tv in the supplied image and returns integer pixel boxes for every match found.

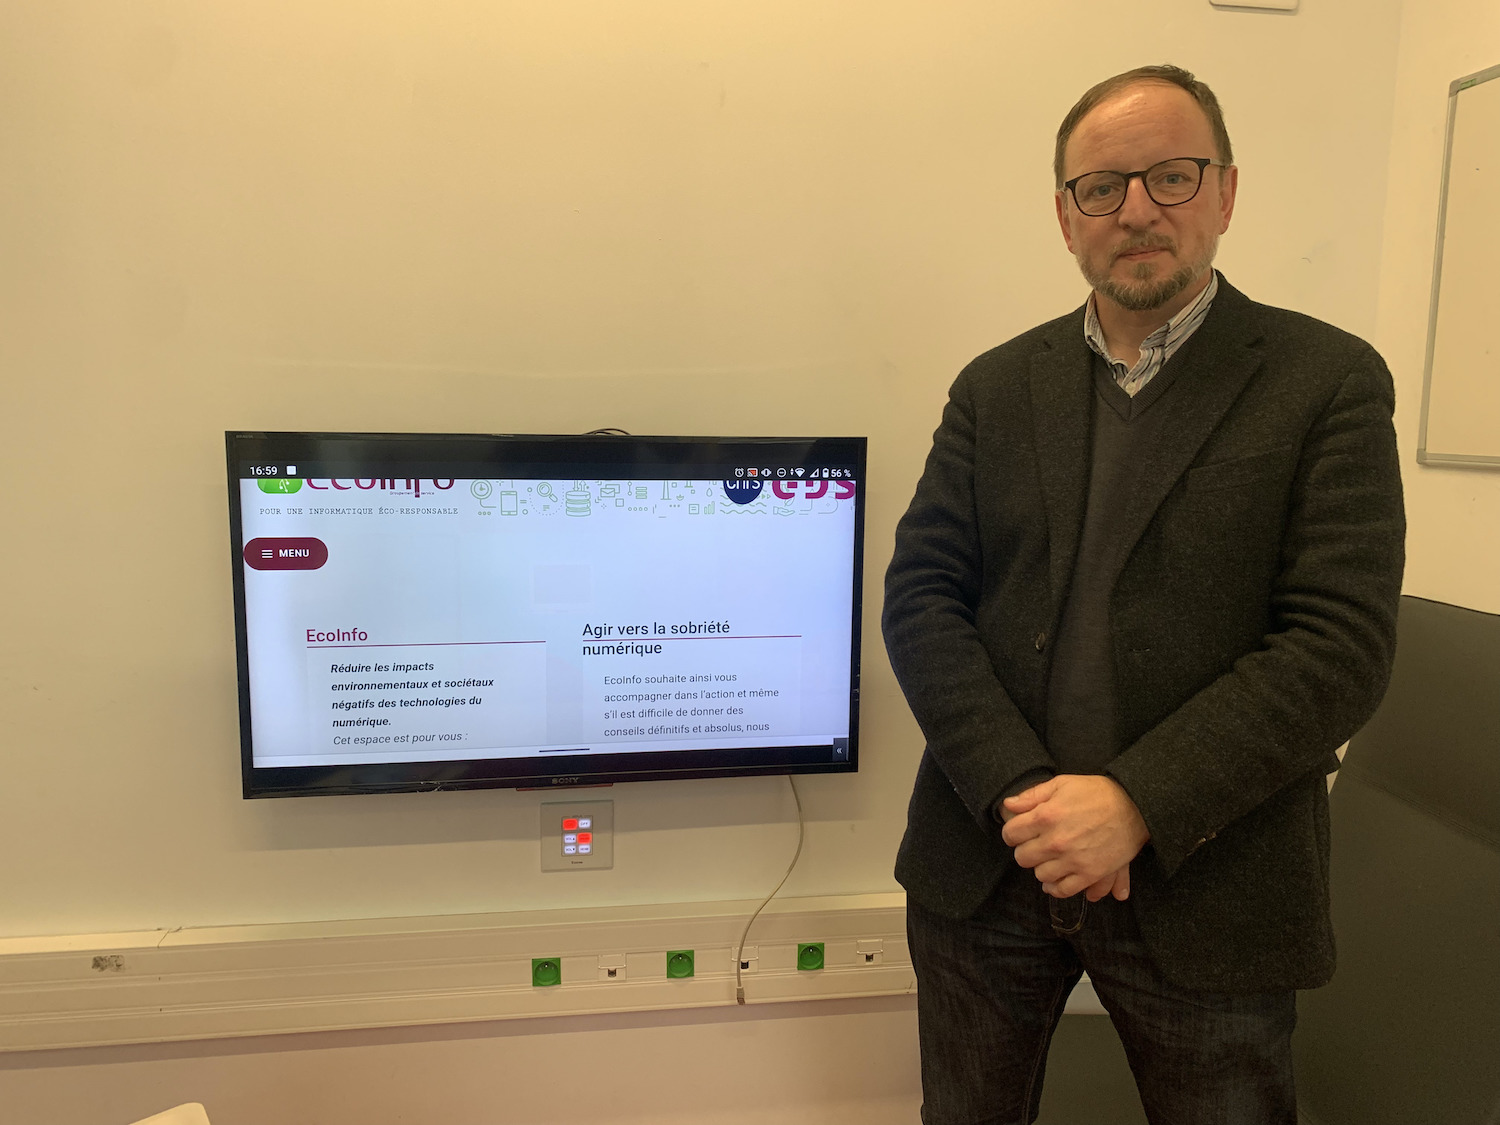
[227,432,865,797]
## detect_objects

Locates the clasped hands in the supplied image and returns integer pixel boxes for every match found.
[998,774,1150,902]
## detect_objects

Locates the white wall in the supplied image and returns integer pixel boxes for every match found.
[0,1,1421,1123]
[1375,0,1500,613]
[0,0,1403,944]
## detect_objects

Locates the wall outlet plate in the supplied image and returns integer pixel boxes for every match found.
[597,953,626,981]
[541,799,614,871]
[666,950,695,979]
[796,942,825,971]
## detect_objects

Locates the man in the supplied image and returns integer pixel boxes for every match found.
[883,65,1405,1125]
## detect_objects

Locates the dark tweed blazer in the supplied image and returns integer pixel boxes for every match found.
[883,275,1406,992]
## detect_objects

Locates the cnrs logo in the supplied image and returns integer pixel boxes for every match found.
[257,479,303,494]
[722,478,763,505]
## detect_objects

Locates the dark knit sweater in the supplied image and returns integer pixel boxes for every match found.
[1044,352,1187,773]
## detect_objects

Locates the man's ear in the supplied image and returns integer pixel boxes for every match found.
[1056,191,1076,254]
[1218,165,1238,233]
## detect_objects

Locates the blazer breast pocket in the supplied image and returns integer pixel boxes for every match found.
[1167,444,1297,571]
[1185,445,1295,494]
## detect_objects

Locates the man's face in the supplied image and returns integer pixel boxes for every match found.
[1055,81,1237,315]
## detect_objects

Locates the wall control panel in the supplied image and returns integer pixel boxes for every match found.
[540,800,614,871]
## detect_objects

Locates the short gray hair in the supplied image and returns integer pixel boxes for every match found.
[1053,64,1234,188]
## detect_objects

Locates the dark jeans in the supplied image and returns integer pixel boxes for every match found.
[906,878,1298,1125]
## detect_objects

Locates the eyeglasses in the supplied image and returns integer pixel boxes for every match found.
[1062,157,1228,217]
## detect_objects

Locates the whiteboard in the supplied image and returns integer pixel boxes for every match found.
[1419,62,1500,467]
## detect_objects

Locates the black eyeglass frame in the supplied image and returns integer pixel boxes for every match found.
[1061,156,1230,217]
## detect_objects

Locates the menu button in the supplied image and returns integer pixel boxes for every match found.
[244,538,328,571]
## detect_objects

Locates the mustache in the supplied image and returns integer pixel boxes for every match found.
[1111,235,1176,262]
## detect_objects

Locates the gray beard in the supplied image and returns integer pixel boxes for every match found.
[1095,260,1199,312]
[1080,234,1218,312]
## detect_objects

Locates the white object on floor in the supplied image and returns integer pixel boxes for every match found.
[127,1104,211,1125]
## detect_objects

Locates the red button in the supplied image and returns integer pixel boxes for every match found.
[562,818,578,831]
[577,832,592,844]
[244,538,328,571]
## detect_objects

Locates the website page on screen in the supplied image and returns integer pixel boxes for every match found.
[238,466,858,769]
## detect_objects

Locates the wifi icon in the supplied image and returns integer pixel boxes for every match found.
[794,467,805,477]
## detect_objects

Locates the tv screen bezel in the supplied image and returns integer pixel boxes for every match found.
[226,431,866,798]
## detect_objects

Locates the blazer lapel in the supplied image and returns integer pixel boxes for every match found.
[1112,287,1267,576]
[1028,312,1095,605]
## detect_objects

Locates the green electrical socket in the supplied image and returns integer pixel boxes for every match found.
[666,949,695,979]
[796,942,825,971]
[531,957,562,987]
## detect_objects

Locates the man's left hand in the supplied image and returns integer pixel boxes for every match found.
[1000,775,1150,898]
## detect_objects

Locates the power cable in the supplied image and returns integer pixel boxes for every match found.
[735,774,805,1004]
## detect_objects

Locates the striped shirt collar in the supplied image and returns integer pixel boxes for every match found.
[1084,271,1219,397]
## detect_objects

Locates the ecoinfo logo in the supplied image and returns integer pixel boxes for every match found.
[253,477,456,498]
[304,478,456,499]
